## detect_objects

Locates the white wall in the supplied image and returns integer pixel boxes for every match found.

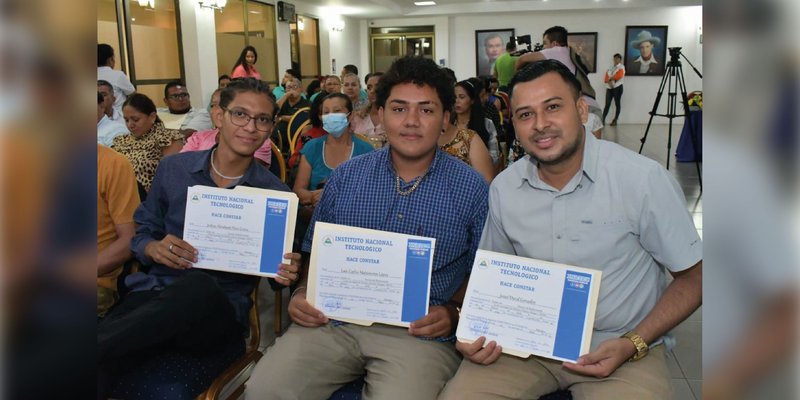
[448,6,702,124]
[178,0,219,108]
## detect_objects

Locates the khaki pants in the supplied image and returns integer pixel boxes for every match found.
[439,345,672,400]
[246,323,461,400]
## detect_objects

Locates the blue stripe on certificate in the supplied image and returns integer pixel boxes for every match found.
[401,239,433,322]
[261,198,289,274]
[552,271,593,360]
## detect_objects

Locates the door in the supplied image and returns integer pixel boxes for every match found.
[370,27,434,73]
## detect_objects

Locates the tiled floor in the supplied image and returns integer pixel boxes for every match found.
[258,122,704,399]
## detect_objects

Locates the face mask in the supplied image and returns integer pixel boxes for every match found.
[322,113,349,138]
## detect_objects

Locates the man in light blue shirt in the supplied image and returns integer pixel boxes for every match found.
[440,59,702,400]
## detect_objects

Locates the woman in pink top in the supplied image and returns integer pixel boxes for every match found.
[231,46,261,80]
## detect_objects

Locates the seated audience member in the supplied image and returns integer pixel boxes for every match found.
[292,92,373,206]
[305,79,322,101]
[97,144,140,316]
[112,93,184,192]
[231,46,261,80]
[273,69,301,100]
[97,43,135,117]
[288,92,327,169]
[218,74,231,89]
[182,88,272,167]
[98,79,123,121]
[310,75,342,104]
[98,78,302,399]
[275,78,310,152]
[340,64,368,103]
[342,73,367,110]
[350,72,386,147]
[475,77,505,153]
[439,120,494,183]
[439,59,702,400]
[454,79,500,166]
[156,80,213,136]
[97,92,128,147]
[245,56,489,400]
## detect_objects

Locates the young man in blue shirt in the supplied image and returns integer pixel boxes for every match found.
[247,56,490,400]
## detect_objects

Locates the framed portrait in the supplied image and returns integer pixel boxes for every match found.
[475,29,515,77]
[624,25,668,76]
[567,32,598,73]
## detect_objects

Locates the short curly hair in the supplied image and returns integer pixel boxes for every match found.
[375,56,454,113]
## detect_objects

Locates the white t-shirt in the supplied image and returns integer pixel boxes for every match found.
[98,66,135,114]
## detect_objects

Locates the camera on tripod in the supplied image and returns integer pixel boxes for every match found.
[509,35,543,57]
[668,47,682,63]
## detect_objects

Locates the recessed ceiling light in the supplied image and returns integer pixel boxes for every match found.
[414,1,436,5]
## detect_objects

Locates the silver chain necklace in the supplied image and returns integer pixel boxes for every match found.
[210,148,244,180]
[395,174,425,196]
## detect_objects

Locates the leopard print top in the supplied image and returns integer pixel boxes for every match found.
[111,121,183,192]
[440,128,476,166]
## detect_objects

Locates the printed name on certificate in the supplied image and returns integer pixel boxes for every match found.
[456,250,601,363]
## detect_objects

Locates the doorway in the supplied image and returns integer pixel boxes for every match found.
[370,26,434,73]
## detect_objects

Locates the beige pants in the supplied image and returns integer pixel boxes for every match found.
[246,323,461,400]
[439,345,672,400]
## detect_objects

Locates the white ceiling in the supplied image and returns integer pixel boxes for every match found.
[294,0,702,20]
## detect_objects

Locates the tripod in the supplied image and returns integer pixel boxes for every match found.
[638,47,702,190]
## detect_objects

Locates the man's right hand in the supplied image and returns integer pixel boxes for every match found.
[288,287,329,327]
[144,234,198,270]
[455,336,503,365]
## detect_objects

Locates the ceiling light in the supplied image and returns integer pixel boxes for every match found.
[414,1,436,5]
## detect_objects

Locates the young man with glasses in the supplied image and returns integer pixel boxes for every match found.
[98,78,301,399]
[156,80,213,137]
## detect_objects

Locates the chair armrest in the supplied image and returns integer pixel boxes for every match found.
[199,350,263,400]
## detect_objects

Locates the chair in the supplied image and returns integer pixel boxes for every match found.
[326,378,571,400]
[266,141,289,337]
[287,107,311,154]
[107,283,262,400]
[353,133,369,143]
[268,142,287,183]
[198,284,263,400]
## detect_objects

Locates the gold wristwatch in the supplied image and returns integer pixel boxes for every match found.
[621,331,649,361]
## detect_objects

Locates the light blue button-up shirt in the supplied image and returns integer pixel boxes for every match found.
[481,132,702,350]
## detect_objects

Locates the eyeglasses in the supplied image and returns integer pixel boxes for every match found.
[168,92,190,100]
[222,107,274,132]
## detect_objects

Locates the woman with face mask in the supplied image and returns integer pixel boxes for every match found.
[292,93,374,207]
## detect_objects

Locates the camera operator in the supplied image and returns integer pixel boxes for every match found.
[515,26,604,139]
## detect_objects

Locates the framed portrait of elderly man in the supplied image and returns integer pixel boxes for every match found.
[475,29,515,77]
[567,32,598,73]
[624,26,668,76]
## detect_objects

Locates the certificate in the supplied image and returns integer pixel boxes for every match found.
[307,222,435,327]
[456,250,602,363]
[182,185,298,277]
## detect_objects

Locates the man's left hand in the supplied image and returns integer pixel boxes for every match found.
[408,305,454,338]
[561,337,637,378]
[273,252,302,286]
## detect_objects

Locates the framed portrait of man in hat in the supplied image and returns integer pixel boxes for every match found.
[624,26,668,76]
